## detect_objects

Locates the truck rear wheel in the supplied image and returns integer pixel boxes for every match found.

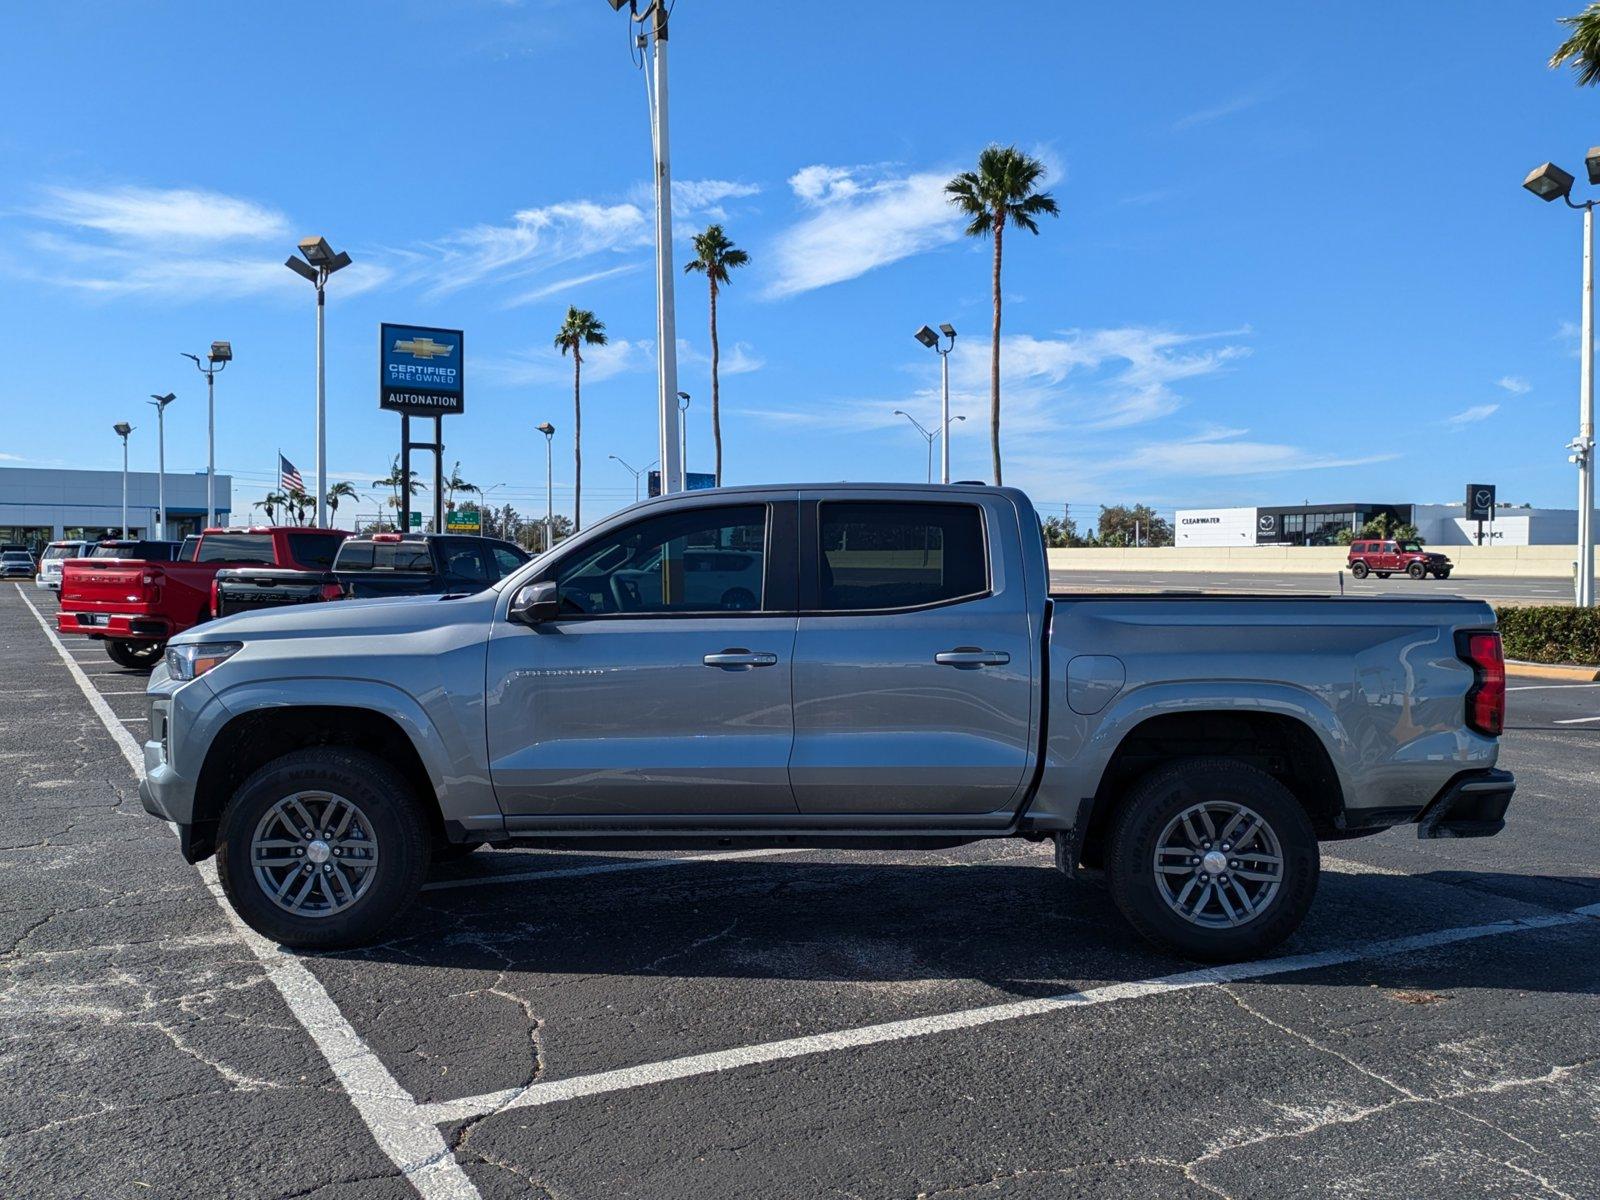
[215,748,429,950]
[105,639,164,670]
[1349,561,1369,579]
[1106,758,1319,962]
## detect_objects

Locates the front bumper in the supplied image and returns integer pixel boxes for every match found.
[56,610,171,640]
[1416,768,1514,839]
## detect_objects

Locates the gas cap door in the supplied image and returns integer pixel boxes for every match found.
[1066,654,1125,715]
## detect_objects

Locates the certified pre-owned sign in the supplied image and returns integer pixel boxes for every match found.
[380,324,464,415]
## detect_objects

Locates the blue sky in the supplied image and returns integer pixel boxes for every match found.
[3,1,1599,527]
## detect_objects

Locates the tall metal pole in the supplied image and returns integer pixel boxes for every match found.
[156,405,167,541]
[315,284,328,527]
[679,393,690,481]
[1581,205,1596,607]
[939,349,951,485]
[544,429,555,550]
[121,435,129,538]
[206,370,216,525]
[648,3,682,494]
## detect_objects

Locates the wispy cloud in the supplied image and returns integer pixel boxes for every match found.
[764,163,962,298]
[1447,403,1500,427]
[1496,375,1530,395]
[478,337,652,387]
[36,185,290,241]
[1172,79,1277,131]
[678,338,765,376]
[506,262,644,307]
[1109,431,1397,477]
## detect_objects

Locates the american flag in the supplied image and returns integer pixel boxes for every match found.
[279,453,306,494]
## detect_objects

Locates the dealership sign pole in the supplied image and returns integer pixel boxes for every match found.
[380,324,464,533]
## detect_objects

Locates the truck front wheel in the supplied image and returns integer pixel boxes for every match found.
[105,639,164,670]
[215,748,430,949]
[1106,758,1319,962]
[1407,562,1427,580]
[1349,561,1369,579]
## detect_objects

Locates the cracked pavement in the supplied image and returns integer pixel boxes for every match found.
[5,583,1600,1198]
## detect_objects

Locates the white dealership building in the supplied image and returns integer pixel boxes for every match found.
[1175,502,1583,548]
[0,466,233,551]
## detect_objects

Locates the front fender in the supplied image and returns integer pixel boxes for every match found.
[1025,680,1356,829]
[208,676,503,835]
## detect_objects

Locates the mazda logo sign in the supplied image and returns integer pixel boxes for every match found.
[1257,515,1276,532]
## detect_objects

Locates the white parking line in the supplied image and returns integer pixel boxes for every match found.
[1507,682,1600,692]
[422,846,814,892]
[414,901,1600,1124]
[1554,716,1600,725]
[13,585,482,1200]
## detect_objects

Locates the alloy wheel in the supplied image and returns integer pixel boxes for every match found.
[250,790,380,917]
[1152,800,1282,928]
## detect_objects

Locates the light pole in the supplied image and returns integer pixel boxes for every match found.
[893,410,966,483]
[181,340,232,527]
[914,323,957,483]
[677,391,691,481]
[610,454,657,503]
[147,394,176,540]
[605,0,681,493]
[538,422,556,550]
[285,236,352,528]
[112,422,133,538]
[1525,156,1599,606]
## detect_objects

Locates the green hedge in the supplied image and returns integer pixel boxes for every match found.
[1494,605,1600,665]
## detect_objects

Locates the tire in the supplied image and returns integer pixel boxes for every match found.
[1349,561,1369,579]
[215,747,430,949]
[105,639,165,670]
[1407,562,1426,580]
[1106,758,1320,962]
[1435,570,1451,580]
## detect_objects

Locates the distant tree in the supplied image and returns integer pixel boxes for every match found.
[1346,514,1423,545]
[554,306,608,532]
[445,461,477,511]
[325,481,358,523]
[373,456,423,515]
[1040,514,1085,548]
[945,145,1059,485]
[684,224,750,485]
[517,513,575,554]
[254,492,287,523]
[1097,504,1173,547]
[1551,4,1600,85]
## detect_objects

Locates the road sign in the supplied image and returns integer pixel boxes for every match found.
[1465,483,1496,521]
[408,511,422,529]
[446,508,482,534]
[380,323,464,415]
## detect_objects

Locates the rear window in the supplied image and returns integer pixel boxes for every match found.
[333,541,434,572]
[196,534,275,564]
[817,502,988,612]
[287,532,345,569]
[42,546,80,562]
[91,541,176,560]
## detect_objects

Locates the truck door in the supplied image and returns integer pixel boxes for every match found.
[485,498,800,817]
[789,495,1036,817]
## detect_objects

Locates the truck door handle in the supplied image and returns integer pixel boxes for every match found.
[703,649,779,669]
[935,648,1011,668]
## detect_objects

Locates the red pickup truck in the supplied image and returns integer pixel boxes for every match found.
[57,527,348,669]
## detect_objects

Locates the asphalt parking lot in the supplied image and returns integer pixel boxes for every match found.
[4,582,1599,1199]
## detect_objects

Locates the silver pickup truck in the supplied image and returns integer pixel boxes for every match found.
[139,484,1513,961]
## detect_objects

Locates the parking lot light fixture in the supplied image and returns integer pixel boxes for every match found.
[147,393,176,540]
[182,341,231,528]
[914,322,958,482]
[286,236,352,527]
[610,454,656,503]
[538,422,556,549]
[914,325,939,348]
[113,422,134,537]
[1523,155,1597,605]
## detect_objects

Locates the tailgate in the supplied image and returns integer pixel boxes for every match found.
[61,560,158,612]
[215,570,336,616]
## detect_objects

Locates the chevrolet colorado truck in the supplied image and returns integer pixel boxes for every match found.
[212,532,530,618]
[138,484,1513,960]
[58,526,347,669]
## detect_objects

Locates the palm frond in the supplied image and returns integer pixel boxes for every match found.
[1552,4,1600,85]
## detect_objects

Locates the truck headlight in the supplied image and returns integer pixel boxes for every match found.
[165,642,243,682]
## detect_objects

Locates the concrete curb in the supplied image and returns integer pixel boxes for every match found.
[1505,659,1600,681]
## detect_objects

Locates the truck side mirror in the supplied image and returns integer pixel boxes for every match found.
[509,580,560,625]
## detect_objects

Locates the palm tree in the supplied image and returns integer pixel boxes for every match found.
[1552,4,1600,84]
[445,461,477,512]
[683,224,750,486]
[254,492,286,523]
[373,455,422,516]
[946,146,1059,485]
[325,481,358,524]
[554,306,607,531]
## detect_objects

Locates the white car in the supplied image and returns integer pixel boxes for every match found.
[1,549,37,580]
[35,540,91,589]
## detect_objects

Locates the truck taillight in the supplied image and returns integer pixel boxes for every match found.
[1456,630,1505,737]
[210,578,221,616]
[319,583,345,601]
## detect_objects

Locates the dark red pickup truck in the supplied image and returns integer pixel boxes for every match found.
[57,527,348,669]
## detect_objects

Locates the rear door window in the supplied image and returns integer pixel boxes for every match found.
[815,502,987,612]
[196,534,275,564]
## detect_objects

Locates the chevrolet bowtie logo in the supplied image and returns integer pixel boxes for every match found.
[394,336,453,359]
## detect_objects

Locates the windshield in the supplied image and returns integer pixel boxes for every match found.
[2,551,30,561]
[1398,541,1423,553]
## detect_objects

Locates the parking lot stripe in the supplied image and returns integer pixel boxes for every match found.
[12,585,484,1200]
[1507,682,1600,692]
[415,903,1598,1125]
[422,846,815,891]
[1554,716,1600,725]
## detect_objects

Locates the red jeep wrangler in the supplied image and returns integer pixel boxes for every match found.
[1347,538,1452,581]
[57,526,348,669]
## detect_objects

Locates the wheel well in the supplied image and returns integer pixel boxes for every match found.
[1078,711,1344,870]
[188,706,441,859]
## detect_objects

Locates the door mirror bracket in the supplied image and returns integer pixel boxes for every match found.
[509,580,560,625]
